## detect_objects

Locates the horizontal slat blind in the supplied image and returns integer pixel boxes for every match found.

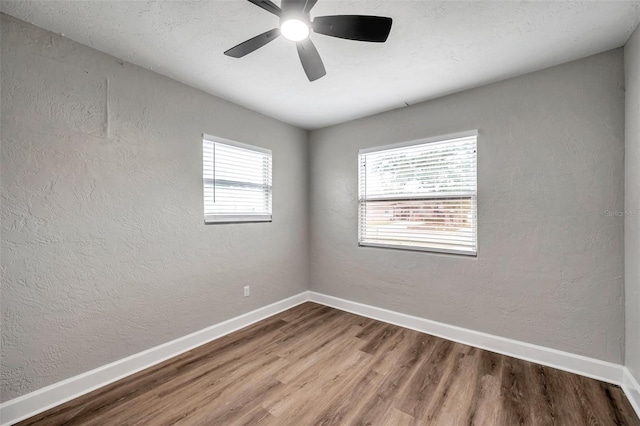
[359,134,477,255]
[203,138,272,223]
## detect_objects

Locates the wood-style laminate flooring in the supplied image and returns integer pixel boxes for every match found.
[18,302,640,425]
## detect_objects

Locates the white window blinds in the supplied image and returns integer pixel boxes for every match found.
[203,136,272,223]
[358,132,477,255]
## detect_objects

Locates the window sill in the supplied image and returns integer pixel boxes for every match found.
[205,215,272,224]
[359,241,477,257]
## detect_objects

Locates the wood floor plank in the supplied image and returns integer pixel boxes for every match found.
[80,329,292,425]
[268,350,373,424]
[15,302,640,426]
[171,374,282,425]
[354,320,386,339]
[416,343,474,424]
[421,345,481,425]
[359,323,400,356]
[379,406,416,426]
[276,302,325,322]
[370,328,419,375]
[522,362,555,425]
[351,332,439,424]
[589,379,640,425]
[274,317,361,362]
[265,333,372,417]
[307,369,384,426]
[273,325,363,384]
[392,337,459,419]
[466,350,504,425]
[537,366,594,425]
[499,353,534,425]
[178,353,283,421]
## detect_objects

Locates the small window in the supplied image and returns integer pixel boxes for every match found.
[358,131,477,255]
[202,135,272,224]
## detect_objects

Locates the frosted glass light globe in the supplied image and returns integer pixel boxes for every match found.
[280,19,310,42]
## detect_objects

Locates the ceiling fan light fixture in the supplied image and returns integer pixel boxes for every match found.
[280,19,309,42]
[225,0,393,81]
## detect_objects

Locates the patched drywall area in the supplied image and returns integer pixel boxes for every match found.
[0,14,308,402]
[626,25,640,383]
[309,50,625,363]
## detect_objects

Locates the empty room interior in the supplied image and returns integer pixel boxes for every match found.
[2,0,640,424]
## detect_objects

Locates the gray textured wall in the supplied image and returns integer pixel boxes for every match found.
[626,26,640,383]
[0,11,632,406]
[309,50,626,363]
[0,14,309,402]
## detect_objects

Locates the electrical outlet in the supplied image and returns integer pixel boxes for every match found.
[244,286,250,297]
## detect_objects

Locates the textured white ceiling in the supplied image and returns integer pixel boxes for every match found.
[2,1,640,129]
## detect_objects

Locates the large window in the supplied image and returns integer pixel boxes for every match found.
[358,131,477,255]
[202,135,272,224]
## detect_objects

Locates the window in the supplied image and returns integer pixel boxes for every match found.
[202,135,272,223]
[358,131,477,255]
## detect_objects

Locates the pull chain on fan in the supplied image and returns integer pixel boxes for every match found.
[224,0,392,81]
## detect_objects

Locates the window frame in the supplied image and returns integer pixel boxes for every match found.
[202,134,272,225]
[358,130,478,256]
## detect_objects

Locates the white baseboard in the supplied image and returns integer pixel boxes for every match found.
[2,290,637,425]
[308,291,624,386]
[0,292,308,426]
[623,367,640,418]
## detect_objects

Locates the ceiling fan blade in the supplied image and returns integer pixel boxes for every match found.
[296,39,326,81]
[312,15,392,42]
[281,0,307,13]
[247,0,281,16]
[303,0,319,13]
[224,28,280,58]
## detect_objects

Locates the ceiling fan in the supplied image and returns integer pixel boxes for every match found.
[224,0,393,81]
